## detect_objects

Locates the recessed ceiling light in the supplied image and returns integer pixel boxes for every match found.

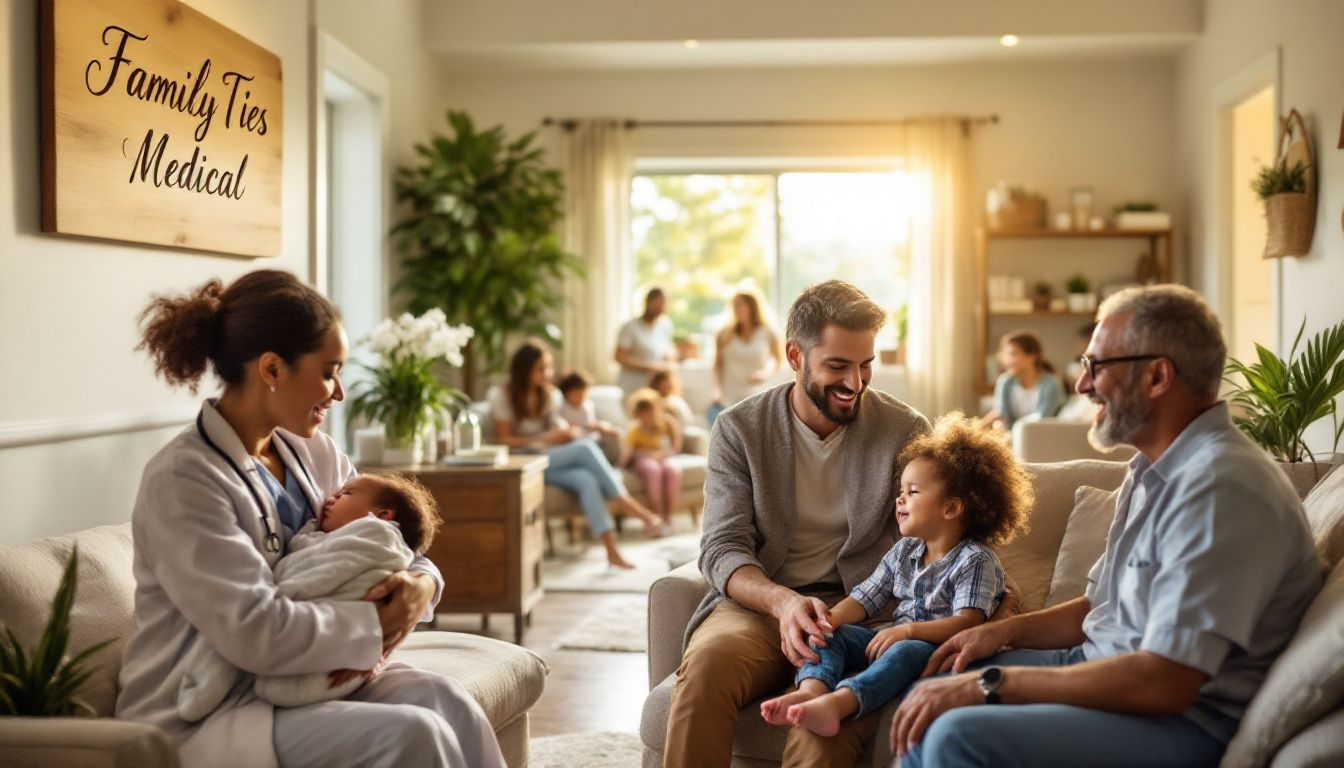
[683,39,700,49]
[999,34,1020,48]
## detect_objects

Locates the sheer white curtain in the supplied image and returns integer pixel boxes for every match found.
[559,120,634,382]
[901,119,978,419]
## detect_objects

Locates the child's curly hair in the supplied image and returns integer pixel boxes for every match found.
[898,412,1032,546]
[365,472,442,554]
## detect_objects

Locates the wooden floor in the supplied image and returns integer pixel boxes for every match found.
[430,591,650,737]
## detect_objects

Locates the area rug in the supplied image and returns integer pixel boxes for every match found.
[529,731,643,768]
[544,530,699,593]
[552,595,647,652]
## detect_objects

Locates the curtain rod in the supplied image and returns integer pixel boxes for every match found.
[541,115,1000,132]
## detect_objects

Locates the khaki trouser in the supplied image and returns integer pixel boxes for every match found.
[663,600,880,768]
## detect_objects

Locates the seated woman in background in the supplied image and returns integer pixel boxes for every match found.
[710,289,782,424]
[979,330,1064,431]
[491,340,663,568]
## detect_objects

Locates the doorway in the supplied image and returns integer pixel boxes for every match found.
[1226,85,1276,364]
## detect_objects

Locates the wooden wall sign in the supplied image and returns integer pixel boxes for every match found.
[41,0,282,257]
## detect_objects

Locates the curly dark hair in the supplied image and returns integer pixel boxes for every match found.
[366,472,442,555]
[897,412,1032,546]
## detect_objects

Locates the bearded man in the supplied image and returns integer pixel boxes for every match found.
[888,285,1322,768]
[661,280,934,767]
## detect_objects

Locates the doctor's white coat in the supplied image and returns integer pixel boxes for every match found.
[115,400,443,768]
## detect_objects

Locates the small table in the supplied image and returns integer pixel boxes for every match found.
[374,455,548,643]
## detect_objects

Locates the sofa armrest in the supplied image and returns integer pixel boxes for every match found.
[681,427,709,457]
[647,561,711,688]
[1271,705,1344,767]
[1012,419,1136,463]
[0,717,180,768]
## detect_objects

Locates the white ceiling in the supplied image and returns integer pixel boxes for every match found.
[423,0,1203,72]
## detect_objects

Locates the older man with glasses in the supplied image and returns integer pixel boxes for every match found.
[888,284,1323,768]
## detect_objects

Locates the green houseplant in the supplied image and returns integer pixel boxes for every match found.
[1224,318,1344,472]
[392,111,584,395]
[0,546,111,716]
[348,309,473,463]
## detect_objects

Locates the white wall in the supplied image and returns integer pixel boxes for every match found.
[0,0,434,544]
[1175,0,1344,454]
[435,57,1178,392]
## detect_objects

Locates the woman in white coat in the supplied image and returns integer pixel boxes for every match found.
[115,270,505,768]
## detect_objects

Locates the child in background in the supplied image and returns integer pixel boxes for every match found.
[556,368,620,438]
[623,393,683,533]
[979,330,1064,430]
[648,369,695,427]
[759,414,1031,737]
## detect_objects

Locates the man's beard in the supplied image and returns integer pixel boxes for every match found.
[802,364,864,425]
[1087,372,1150,450]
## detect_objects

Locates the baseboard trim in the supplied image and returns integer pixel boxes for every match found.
[0,406,197,450]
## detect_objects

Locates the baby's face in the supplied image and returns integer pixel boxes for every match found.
[563,387,586,407]
[320,476,385,532]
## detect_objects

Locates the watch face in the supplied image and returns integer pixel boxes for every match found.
[980,666,1003,686]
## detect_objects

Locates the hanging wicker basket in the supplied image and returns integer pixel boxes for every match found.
[1263,109,1316,259]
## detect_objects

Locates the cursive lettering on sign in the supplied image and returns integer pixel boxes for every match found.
[129,129,247,199]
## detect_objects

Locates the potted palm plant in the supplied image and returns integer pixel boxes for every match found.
[1,546,111,716]
[1224,317,1344,496]
[348,309,474,466]
[392,111,584,395]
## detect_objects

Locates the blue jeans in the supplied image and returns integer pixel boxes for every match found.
[543,439,623,536]
[795,625,937,718]
[901,648,1227,768]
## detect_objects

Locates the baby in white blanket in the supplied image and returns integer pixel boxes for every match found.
[176,472,441,722]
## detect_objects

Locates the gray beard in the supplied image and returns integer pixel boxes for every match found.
[1087,383,1149,450]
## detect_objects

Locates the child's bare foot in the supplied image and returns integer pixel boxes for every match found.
[607,555,636,570]
[760,689,820,726]
[786,692,854,737]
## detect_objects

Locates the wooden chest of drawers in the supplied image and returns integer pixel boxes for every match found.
[386,455,547,643]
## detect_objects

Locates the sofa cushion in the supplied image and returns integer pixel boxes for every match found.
[391,631,547,729]
[994,460,1128,613]
[1220,557,1344,768]
[1045,485,1120,608]
[0,524,136,717]
[1302,461,1344,570]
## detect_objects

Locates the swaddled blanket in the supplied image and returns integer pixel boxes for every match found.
[177,515,414,721]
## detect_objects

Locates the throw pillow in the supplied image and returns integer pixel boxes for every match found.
[1045,485,1119,608]
[1220,557,1344,768]
[1301,461,1344,570]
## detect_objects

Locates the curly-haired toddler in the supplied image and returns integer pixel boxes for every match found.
[761,412,1033,736]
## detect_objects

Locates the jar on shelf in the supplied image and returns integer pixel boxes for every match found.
[454,408,482,454]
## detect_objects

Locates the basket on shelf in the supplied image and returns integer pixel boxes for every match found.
[986,191,1047,230]
[1263,109,1316,259]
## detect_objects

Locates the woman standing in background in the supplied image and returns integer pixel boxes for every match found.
[710,290,782,423]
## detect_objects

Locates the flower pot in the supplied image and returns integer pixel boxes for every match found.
[1066,293,1093,313]
[384,429,424,467]
[1277,457,1342,500]
[1264,192,1316,258]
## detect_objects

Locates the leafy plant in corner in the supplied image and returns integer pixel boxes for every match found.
[1251,160,1308,200]
[0,546,112,716]
[893,304,909,347]
[392,111,585,395]
[1224,318,1344,464]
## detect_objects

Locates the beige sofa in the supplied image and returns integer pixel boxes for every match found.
[0,524,549,768]
[474,385,709,544]
[640,458,1344,768]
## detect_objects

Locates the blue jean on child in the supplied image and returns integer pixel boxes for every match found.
[795,625,937,718]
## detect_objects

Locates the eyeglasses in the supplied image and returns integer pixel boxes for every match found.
[1078,354,1168,381]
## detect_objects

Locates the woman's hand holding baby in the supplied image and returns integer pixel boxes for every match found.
[366,571,436,653]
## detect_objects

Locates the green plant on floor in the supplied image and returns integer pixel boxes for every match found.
[894,304,909,347]
[392,111,584,395]
[0,546,112,716]
[1065,274,1091,294]
[1251,160,1308,200]
[1224,318,1344,463]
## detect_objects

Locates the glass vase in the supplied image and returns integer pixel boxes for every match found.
[454,409,481,454]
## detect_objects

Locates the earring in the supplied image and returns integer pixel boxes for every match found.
[269,384,276,393]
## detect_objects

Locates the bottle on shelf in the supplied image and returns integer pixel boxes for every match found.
[453,408,482,454]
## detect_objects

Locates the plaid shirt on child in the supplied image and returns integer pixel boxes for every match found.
[849,538,1005,623]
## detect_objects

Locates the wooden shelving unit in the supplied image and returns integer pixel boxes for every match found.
[974,226,1174,395]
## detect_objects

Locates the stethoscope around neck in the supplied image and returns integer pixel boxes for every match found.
[195,412,318,554]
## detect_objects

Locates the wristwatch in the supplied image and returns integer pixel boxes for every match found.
[977,666,1004,704]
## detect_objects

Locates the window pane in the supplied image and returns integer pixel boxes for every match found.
[777,172,911,348]
[631,174,775,345]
